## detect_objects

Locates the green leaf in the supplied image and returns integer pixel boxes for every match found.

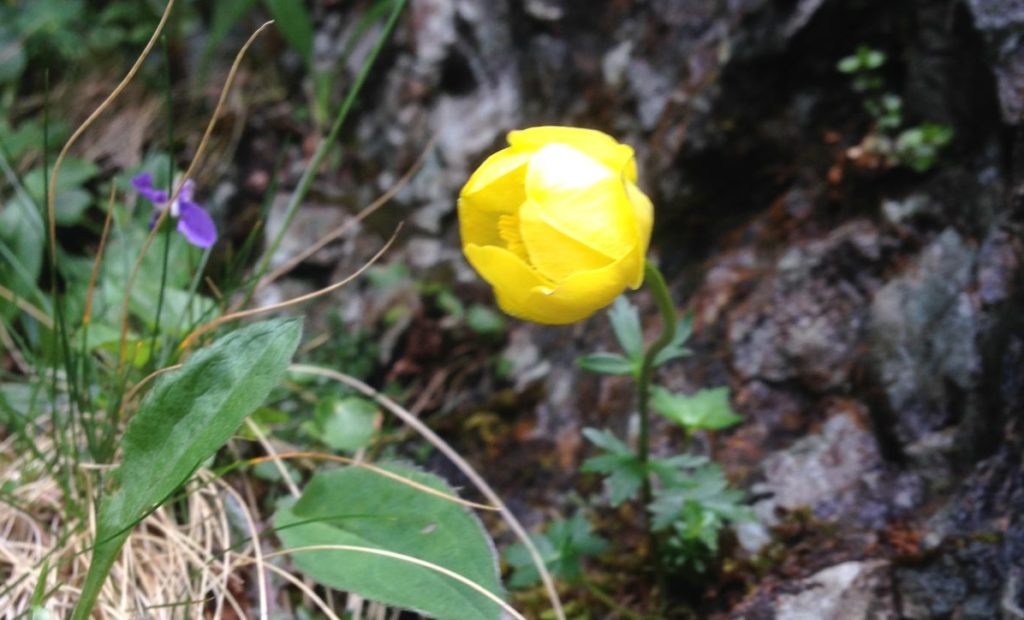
[101,318,302,534]
[275,463,504,620]
[263,0,314,65]
[505,513,607,588]
[649,463,752,532]
[651,386,742,431]
[652,313,693,368]
[19,158,99,225]
[608,296,644,360]
[318,396,378,453]
[73,319,302,620]
[836,55,860,74]
[0,26,26,84]
[466,303,506,336]
[581,428,646,506]
[577,352,635,376]
[0,195,46,320]
[504,533,556,590]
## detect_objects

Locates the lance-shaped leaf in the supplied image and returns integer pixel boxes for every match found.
[73,319,302,620]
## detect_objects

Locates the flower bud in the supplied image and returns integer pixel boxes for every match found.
[458,126,653,324]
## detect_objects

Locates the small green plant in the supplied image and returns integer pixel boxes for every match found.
[579,292,752,574]
[505,513,608,589]
[838,45,953,172]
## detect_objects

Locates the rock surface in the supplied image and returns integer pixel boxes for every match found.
[255,0,1024,616]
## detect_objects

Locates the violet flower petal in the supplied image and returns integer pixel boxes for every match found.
[131,172,169,204]
[177,200,218,248]
[179,178,195,203]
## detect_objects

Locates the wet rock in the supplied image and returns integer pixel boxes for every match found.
[728,221,886,391]
[869,229,979,446]
[773,560,897,620]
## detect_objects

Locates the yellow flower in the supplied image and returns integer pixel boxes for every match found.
[458,126,653,324]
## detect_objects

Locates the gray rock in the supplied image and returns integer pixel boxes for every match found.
[964,0,1024,123]
[870,229,979,446]
[753,408,882,524]
[775,560,897,620]
[729,221,884,391]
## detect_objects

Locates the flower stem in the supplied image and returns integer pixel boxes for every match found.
[636,262,677,504]
[635,261,676,589]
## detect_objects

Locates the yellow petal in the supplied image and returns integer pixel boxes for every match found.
[518,198,615,282]
[525,144,638,260]
[458,197,504,248]
[624,181,654,288]
[459,148,532,212]
[508,126,637,182]
[458,148,532,250]
[519,253,636,324]
[463,244,553,319]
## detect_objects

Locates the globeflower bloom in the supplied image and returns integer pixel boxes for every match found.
[458,126,653,324]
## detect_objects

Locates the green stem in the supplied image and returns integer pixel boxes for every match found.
[636,261,677,506]
[635,261,676,595]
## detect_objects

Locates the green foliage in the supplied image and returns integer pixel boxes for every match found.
[609,295,644,360]
[576,290,752,577]
[466,303,507,336]
[895,123,954,172]
[304,395,379,452]
[650,463,754,573]
[838,44,953,172]
[651,386,743,432]
[275,463,505,620]
[577,352,635,376]
[837,45,886,92]
[505,513,608,589]
[581,428,648,506]
[577,297,691,377]
[0,0,166,85]
[74,319,303,619]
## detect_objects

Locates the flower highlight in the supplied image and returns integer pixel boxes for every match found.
[457,126,653,324]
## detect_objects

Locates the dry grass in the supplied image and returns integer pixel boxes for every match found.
[1,432,232,618]
[0,427,406,619]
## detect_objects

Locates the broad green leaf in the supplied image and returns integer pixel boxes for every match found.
[577,352,634,376]
[22,159,99,224]
[0,28,25,84]
[100,318,302,535]
[651,386,742,431]
[275,464,504,620]
[0,196,46,319]
[73,319,302,620]
[0,119,44,160]
[318,396,378,452]
[608,296,643,360]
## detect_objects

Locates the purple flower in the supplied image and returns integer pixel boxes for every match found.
[132,173,217,249]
